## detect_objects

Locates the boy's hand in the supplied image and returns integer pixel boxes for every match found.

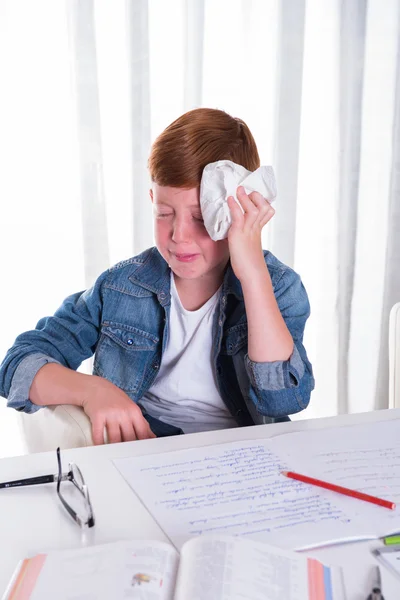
[227,186,275,282]
[82,377,156,445]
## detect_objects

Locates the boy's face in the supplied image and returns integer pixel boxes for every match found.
[151,184,230,282]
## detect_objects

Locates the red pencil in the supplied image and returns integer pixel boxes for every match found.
[281,470,396,510]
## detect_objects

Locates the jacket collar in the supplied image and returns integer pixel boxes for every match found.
[128,248,170,295]
[128,247,244,300]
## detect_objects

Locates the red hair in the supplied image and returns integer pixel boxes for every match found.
[148,108,260,187]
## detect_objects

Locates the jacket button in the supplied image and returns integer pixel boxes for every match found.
[159,292,166,301]
[222,295,227,306]
[153,363,159,369]
[127,339,133,345]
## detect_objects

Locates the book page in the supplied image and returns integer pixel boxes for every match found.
[28,540,178,600]
[174,536,310,600]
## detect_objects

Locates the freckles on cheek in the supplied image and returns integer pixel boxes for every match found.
[154,220,170,241]
[196,227,214,245]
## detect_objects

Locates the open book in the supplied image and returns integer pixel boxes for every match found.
[3,535,344,600]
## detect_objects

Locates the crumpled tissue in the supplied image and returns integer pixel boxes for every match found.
[200,159,277,241]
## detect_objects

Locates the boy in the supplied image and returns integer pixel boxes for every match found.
[0,108,314,445]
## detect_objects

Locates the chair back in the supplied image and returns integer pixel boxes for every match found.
[389,302,400,408]
[18,405,94,453]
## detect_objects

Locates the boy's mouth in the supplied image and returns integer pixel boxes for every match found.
[174,253,199,262]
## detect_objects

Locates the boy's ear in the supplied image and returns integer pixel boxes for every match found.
[149,188,153,202]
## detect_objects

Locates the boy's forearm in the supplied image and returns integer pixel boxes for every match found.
[29,363,96,408]
[241,268,294,363]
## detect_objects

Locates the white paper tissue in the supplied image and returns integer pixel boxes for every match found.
[200,160,277,241]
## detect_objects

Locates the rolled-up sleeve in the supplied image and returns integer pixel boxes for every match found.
[6,353,61,413]
[245,344,305,390]
[244,268,315,418]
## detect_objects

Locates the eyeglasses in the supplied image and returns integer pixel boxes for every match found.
[56,447,95,528]
[0,447,95,528]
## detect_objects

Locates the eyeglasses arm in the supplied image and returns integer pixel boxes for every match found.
[0,474,56,489]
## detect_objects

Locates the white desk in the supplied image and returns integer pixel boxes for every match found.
[1,409,399,598]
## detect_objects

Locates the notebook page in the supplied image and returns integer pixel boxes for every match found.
[174,536,311,600]
[271,419,400,540]
[113,420,400,550]
[114,440,358,550]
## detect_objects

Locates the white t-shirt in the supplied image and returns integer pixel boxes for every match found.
[139,274,238,433]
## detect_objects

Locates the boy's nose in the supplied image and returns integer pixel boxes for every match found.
[171,218,191,243]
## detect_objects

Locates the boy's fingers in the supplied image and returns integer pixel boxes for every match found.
[260,205,275,227]
[248,190,267,207]
[228,195,240,211]
[236,185,248,199]
[236,187,255,212]
[236,187,259,227]
[247,191,274,227]
[91,419,106,446]
[227,196,244,228]
[106,421,123,444]
[120,420,137,442]
[134,415,157,439]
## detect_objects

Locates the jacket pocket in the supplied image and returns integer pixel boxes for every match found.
[93,322,159,393]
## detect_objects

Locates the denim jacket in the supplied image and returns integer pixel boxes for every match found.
[0,247,314,428]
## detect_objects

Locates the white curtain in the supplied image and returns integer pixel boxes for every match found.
[0,0,399,457]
